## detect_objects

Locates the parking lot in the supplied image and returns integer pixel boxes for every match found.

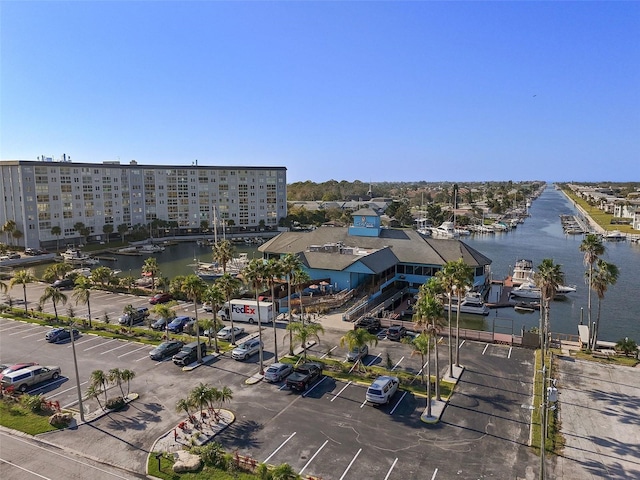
[1,284,541,480]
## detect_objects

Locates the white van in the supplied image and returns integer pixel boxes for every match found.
[366,376,399,405]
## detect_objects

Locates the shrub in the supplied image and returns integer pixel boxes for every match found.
[192,442,228,469]
[21,394,47,413]
[106,396,126,411]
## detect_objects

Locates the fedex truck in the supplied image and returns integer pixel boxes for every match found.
[218,299,274,324]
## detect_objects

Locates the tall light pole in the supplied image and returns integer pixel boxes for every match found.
[69,325,85,422]
[539,363,547,480]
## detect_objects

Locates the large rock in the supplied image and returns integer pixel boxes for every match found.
[173,450,202,473]
[49,412,73,428]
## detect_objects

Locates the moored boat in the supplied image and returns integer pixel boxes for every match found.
[443,292,490,315]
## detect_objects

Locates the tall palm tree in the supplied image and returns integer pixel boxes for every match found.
[176,397,194,423]
[120,369,136,396]
[242,258,268,374]
[190,382,213,418]
[286,321,325,362]
[281,253,304,354]
[181,274,207,363]
[589,259,619,350]
[340,328,378,371]
[579,234,605,344]
[123,304,137,331]
[216,273,242,345]
[451,258,474,367]
[90,266,115,288]
[72,276,93,327]
[9,269,36,313]
[264,258,283,362]
[534,259,564,357]
[108,368,125,397]
[410,333,432,416]
[212,239,235,274]
[2,220,16,246]
[203,283,225,352]
[42,263,73,284]
[151,303,176,339]
[291,268,311,325]
[90,369,109,406]
[142,257,160,290]
[40,286,68,322]
[436,261,457,378]
[51,225,62,252]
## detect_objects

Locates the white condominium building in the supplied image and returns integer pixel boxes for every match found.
[0,159,287,249]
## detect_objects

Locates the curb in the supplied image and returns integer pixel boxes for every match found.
[420,365,464,424]
[181,353,221,372]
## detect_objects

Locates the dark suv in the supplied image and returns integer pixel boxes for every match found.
[173,341,207,366]
[387,325,407,341]
[354,317,381,333]
[52,278,75,290]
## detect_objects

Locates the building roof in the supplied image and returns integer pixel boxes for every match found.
[259,226,492,274]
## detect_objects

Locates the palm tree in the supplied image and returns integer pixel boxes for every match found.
[534,259,564,357]
[9,269,36,313]
[190,382,213,418]
[281,253,304,354]
[436,261,457,378]
[72,276,93,327]
[40,286,68,322]
[580,233,605,346]
[203,283,225,352]
[176,397,194,423]
[120,369,136,396]
[0,278,7,295]
[242,258,268,374]
[51,225,62,252]
[2,220,16,246]
[271,463,301,480]
[212,239,235,274]
[291,268,311,325]
[286,321,325,362]
[90,266,115,288]
[102,224,114,243]
[151,303,176,339]
[451,258,474,367]
[264,258,283,362]
[123,304,137,331]
[181,274,207,363]
[12,230,23,246]
[108,368,125,397]
[589,259,619,350]
[410,333,433,416]
[87,384,104,410]
[42,263,73,283]
[216,273,242,344]
[339,328,378,371]
[142,257,160,290]
[615,337,638,357]
[90,369,109,406]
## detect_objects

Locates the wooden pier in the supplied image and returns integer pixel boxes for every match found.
[486,277,515,308]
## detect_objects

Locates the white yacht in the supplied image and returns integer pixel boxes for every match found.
[510,282,541,299]
[512,259,534,286]
[140,244,165,254]
[431,221,459,239]
[443,292,490,315]
[61,248,98,265]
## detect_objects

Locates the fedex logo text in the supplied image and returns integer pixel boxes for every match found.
[231,305,256,315]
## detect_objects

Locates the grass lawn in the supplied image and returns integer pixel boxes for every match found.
[560,188,636,234]
[573,350,639,367]
[0,399,60,435]
[531,350,564,456]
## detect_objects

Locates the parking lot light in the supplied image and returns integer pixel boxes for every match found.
[69,322,85,422]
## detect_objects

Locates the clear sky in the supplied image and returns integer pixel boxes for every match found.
[1,1,638,183]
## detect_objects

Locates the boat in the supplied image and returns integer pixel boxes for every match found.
[443,292,490,315]
[431,221,459,239]
[68,267,92,277]
[61,248,99,265]
[195,262,224,280]
[510,282,541,299]
[514,301,541,313]
[116,246,139,254]
[140,244,165,254]
[604,230,625,241]
[512,259,534,286]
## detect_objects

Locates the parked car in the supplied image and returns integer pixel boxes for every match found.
[376,328,389,340]
[118,307,150,326]
[285,362,323,391]
[173,341,207,366]
[149,340,184,360]
[202,302,213,313]
[149,292,172,305]
[150,317,169,331]
[216,326,245,341]
[0,365,62,393]
[52,278,75,289]
[0,362,39,380]
[167,316,192,333]
[6,252,21,260]
[231,339,263,361]
[354,317,381,333]
[366,376,399,405]
[386,325,407,341]
[45,328,80,343]
[346,344,369,362]
[264,362,293,383]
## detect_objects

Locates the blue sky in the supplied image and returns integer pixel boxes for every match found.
[1,1,638,183]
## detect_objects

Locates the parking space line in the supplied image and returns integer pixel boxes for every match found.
[482,343,489,355]
[68,336,101,348]
[391,356,404,371]
[118,345,149,358]
[459,339,466,348]
[338,448,362,480]
[366,353,381,366]
[390,391,407,415]
[302,376,327,397]
[416,360,429,378]
[29,378,65,395]
[320,346,337,359]
[330,381,351,402]
[360,398,368,408]
[136,354,151,362]
[383,458,399,480]
[9,325,41,335]
[84,338,118,351]
[48,381,89,399]
[100,342,130,355]
[0,458,52,480]
[430,467,439,479]
[299,440,328,475]
[263,432,296,464]
[23,330,47,339]
[508,346,512,359]
[0,324,25,333]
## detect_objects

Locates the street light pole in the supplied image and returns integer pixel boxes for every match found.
[540,364,547,480]
[69,325,85,422]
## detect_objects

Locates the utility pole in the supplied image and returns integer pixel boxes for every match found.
[69,325,85,422]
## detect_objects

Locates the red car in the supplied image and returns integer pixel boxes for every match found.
[0,362,39,380]
[149,293,172,305]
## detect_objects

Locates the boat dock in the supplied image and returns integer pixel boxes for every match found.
[486,277,515,308]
